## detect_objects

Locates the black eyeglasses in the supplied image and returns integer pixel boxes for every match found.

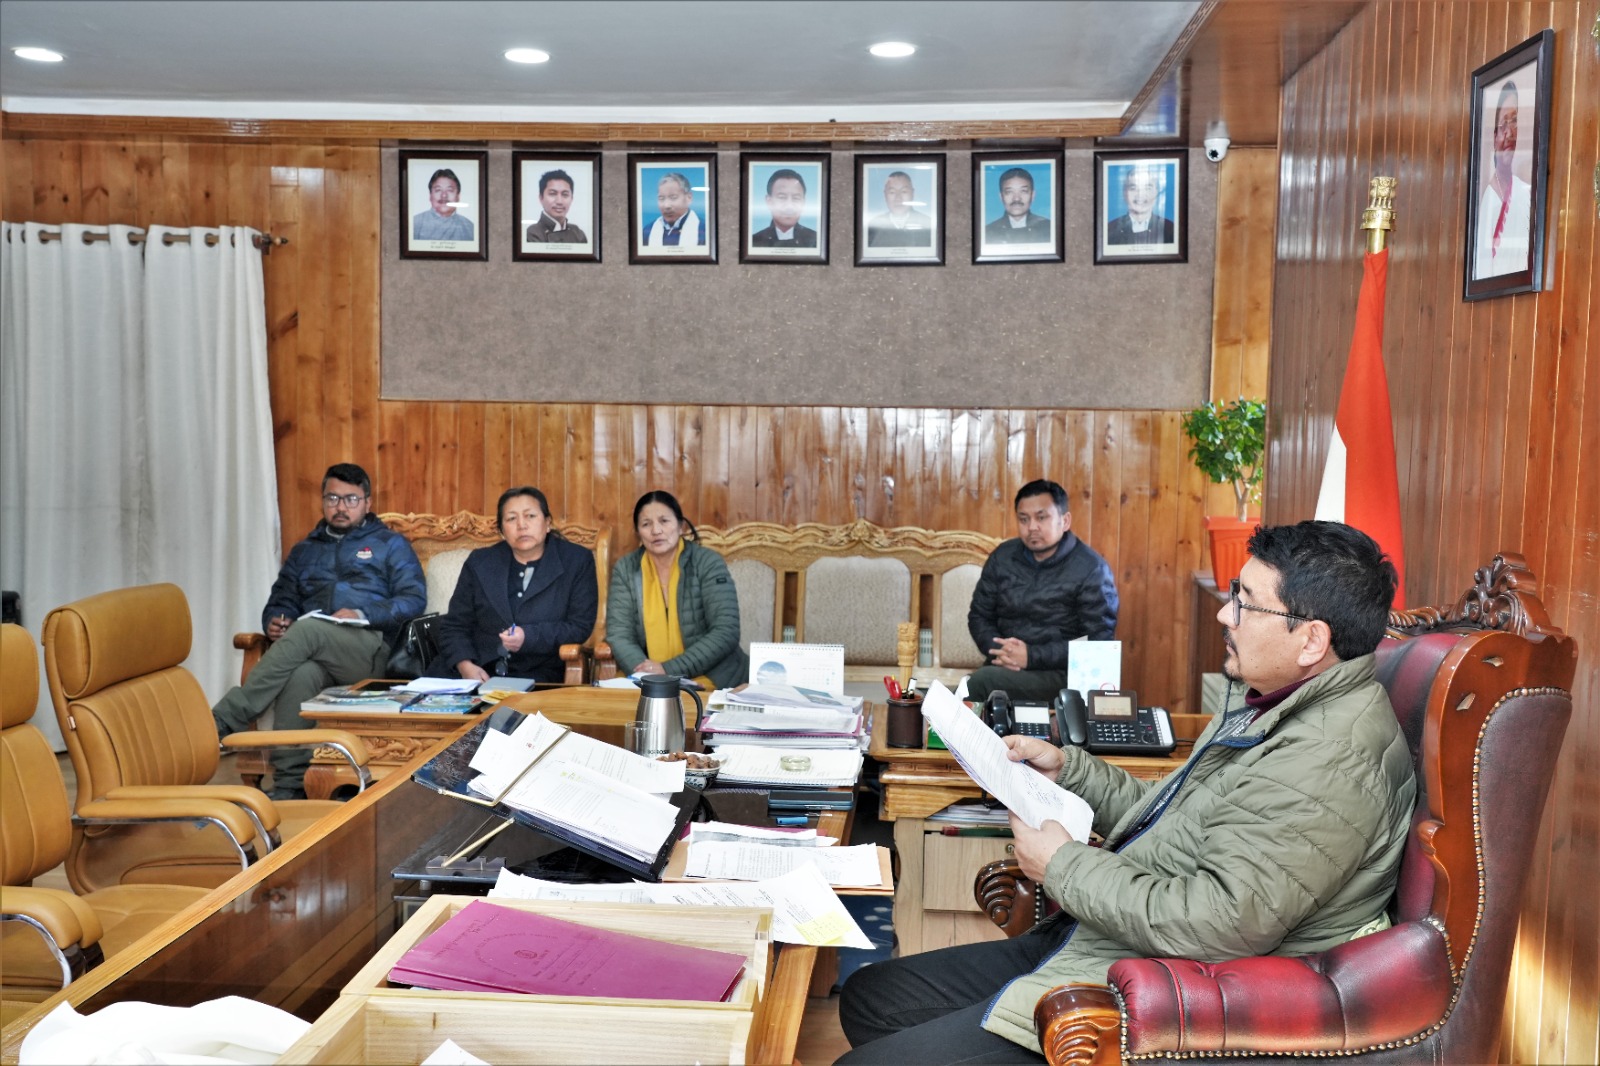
[1227,578,1314,627]
[322,493,367,508]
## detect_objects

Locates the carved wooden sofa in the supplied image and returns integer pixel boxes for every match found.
[973,552,1577,1064]
[232,511,612,687]
[601,519,1002,689]
[229,512,611,791]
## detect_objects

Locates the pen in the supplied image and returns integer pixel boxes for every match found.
[939,826,1012,837]
[773,816,809,826]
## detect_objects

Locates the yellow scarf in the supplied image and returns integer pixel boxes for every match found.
[640,542,714,689]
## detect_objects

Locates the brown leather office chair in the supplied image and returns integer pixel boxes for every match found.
[1,623,210,1018]
[974,552,1576,1065]
[42,583,371,893]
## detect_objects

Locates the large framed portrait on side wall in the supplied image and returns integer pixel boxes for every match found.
[1463,29,1554,301]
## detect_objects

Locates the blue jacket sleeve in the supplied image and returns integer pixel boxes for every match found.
[359,535,426,633]
[262,544,307,632]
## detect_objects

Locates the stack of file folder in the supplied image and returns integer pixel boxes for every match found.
[389,899,749,1002]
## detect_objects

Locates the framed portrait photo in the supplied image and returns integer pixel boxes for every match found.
[628,154,717,264]
[740,154,829,264]
[513,151,600,263]
[1463,29,1554,301]
[399,149,487,261]
[855,155,944,266]
[1094,150,1187,265]
[973,152,1062,264]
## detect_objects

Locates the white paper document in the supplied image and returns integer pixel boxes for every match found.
[707,708,861,733]
[396,676,481,694]
[490,863,873,948]
[422,1039,491,1066]
[299,609,369,627]
[714,745,862,787]
[506,759,679,862]
[467,713,687,801]
[685,841,883,887]
[1067,640,1122,697]
[688,821,835,847]
[748,642,846,694]
[20,996,310,1065]
[918,681,1094,840]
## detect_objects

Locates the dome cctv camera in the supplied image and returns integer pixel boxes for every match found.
[1204,136,1230,162]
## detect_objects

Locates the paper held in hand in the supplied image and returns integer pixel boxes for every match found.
[917,681,1093,841]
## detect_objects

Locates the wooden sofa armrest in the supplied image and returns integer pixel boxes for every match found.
[1035,985,1122,1066]
[974,857,1039,938]
[233,631,268,681]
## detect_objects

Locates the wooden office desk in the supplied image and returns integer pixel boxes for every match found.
[868,706,1186,956]
[299,683,703,799]
[1,716,824,1066]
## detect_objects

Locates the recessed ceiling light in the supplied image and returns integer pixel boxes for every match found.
[504,48,550,64]
[12,46,65,63]
[869,41,915,59]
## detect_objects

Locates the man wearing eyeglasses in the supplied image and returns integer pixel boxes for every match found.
[840,521,1415,1063]
[212,463,425,799]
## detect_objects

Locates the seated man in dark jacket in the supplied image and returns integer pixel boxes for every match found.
[212,463,426,799]
[965,479,1118,702]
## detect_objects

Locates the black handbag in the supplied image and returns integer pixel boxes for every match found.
[386,612,442,679]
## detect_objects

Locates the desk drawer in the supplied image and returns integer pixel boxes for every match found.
[922,833,1014,912]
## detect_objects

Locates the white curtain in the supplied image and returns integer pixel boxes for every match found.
[1,222,280,748]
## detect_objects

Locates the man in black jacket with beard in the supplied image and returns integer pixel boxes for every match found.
[965,479,1118,702]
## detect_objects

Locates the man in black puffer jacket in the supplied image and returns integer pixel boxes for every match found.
[212,463,425,799]
[966,479,1118,702]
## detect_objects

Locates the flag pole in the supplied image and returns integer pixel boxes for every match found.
[1314,175,1407,608]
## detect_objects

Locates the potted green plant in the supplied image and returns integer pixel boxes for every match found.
[1181,397,1266,588]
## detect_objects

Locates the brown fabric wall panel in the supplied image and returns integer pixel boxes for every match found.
[1271,2,1598,1061]
[379,146,1216,410]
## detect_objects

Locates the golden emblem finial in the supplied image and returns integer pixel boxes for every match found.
[1360,176,1398,253]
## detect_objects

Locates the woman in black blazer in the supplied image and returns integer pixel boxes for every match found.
[432,486,598,684]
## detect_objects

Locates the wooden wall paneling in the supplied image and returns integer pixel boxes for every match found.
[1147,412,1185,710]
[478,404,514,510]
[347,146,382,481]
[321,146,356,466]
[1116,412,1154,709]
[1272,4,1597,1061]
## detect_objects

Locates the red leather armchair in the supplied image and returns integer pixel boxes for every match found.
[975,553,1576,1064]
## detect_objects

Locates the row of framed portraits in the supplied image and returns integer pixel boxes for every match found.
[401,148,1188,267]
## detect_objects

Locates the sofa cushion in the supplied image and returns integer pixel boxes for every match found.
[803,557,910,664]
[939,564,986,669]
[728,559,776,656]
[425,548,472,616]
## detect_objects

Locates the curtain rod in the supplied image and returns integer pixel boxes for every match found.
[8,228,288,254]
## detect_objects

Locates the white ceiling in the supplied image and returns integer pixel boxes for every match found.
[0,0,1200,125]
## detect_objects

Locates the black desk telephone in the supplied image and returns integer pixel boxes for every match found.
[984,688,1176,757]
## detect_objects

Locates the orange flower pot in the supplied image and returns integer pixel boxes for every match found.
[1205,516,1255,589]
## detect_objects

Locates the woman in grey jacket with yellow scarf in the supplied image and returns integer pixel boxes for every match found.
[605,491,748,690]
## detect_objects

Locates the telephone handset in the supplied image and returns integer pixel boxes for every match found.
[982,690,1052,739]
[1053,687,1176,756]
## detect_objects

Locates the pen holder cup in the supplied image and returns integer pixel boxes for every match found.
[886,696,926,749]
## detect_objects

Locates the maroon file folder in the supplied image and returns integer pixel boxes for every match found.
[389,900,747,1002]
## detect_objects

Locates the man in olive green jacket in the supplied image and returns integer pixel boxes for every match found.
[839,521,1416,1063]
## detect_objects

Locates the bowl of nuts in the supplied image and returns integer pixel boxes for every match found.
[657,750,723,789]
